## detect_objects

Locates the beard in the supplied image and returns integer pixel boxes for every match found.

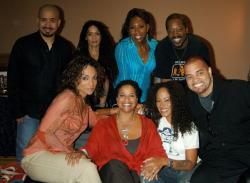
[40,31,55,37]
[40,27,57,37]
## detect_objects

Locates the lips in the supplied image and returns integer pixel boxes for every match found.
[160,108,168,113]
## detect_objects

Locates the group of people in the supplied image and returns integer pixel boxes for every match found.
[7,3,250,183]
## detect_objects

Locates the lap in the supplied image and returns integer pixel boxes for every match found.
[22,151,96,183]
[191,159,248,183]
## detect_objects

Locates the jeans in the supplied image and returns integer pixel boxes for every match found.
[16,115,40,162]
[158,166,196,183]
[74,131,91,149]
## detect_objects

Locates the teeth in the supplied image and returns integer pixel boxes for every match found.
[194,83,203,87]
[135,36,142,39]
[123,104,131,106]
[160,109,168,112]
[173,38,181,43]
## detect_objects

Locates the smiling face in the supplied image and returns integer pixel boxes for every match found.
[116,84,138,113]
[156,87,172,122]
[167,18,188,48]
[86,25,101,48]
[77,65,97,97]
[128,16,149,44]
[184,58,213,97]
[37,7,61,38]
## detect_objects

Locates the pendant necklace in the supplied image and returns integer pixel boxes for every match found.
[117,113,135,146]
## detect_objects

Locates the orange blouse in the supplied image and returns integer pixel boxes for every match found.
[23,89,97,156]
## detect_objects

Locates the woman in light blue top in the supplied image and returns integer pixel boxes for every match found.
[114,8,158,102]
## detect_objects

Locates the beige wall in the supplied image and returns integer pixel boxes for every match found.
[1,0,249,80]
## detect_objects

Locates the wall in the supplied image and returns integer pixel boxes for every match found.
[0,0,249,80]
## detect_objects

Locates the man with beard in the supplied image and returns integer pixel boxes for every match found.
[184,56,250,183]
[154,13,210,84]
[7,4,73,162]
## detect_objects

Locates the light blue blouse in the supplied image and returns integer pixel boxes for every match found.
[114,37,158,102]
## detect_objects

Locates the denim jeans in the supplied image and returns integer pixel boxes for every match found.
[158,166,196,183]
[16,115,40,162]
[140,176,163,183]
[74,131,91,149]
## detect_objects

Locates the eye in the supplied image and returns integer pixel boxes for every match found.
[164,98,170,103]
[197,70,204,76]
[82,75,88,80]
[185,75,192,80]
[129,94,135,98]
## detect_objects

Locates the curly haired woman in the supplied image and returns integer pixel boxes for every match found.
[144,81,199,183]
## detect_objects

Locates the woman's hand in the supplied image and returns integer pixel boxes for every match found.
[65,150,87,166]
[141,157,167,181]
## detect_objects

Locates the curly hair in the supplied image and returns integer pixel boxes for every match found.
[76,20,118,83]
[121,8,154,40]
[144,81,194,138]
[59,56,105,102]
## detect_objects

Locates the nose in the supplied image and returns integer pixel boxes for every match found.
[88,79,95,88]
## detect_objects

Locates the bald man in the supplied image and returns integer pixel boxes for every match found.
[8,4,74,161]
[184,56,250,183]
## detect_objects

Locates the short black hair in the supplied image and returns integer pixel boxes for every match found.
[165,13,187,30]
[114,80,142,101]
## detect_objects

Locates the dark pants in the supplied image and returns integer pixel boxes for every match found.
[191,159,249,183]
[99,159,140,183]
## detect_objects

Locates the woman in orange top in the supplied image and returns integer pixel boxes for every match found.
[21,56,103,183]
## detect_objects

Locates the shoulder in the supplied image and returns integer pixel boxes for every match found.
[51,89,76,106]
[188,34,206,47]
[55,35,74,48]
[115,37,133,55]
[221,79,250,92]
[95,115,115,128]
[140,115,157,128]
[116,37,130,47]
[148,38,158,48]
[14,32,39,45]
[156,37,171,50]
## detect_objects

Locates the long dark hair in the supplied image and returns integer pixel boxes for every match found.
[121,8,154,40]
[145,81,194,137]
[76,20,118,82]
[59,56,105,101]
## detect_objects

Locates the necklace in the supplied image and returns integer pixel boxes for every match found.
[116,112,135,146]
[172,37,188,61]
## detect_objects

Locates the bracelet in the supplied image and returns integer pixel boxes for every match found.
[168,159,174,168]
[81,149,89,157]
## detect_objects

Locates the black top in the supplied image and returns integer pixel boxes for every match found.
[154,34,210,81]
[187,78,250,164]
[7,31,74,119]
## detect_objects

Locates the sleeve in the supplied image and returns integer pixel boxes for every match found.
[144,119,167,158]
[183,124,199,149]
[154,41,172,79]
[81,122,102,162]
[114,41,127,86]
[7,40,24,119]
[88,106,97,127]
[246,81,250,107]
[36,92,74,153]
